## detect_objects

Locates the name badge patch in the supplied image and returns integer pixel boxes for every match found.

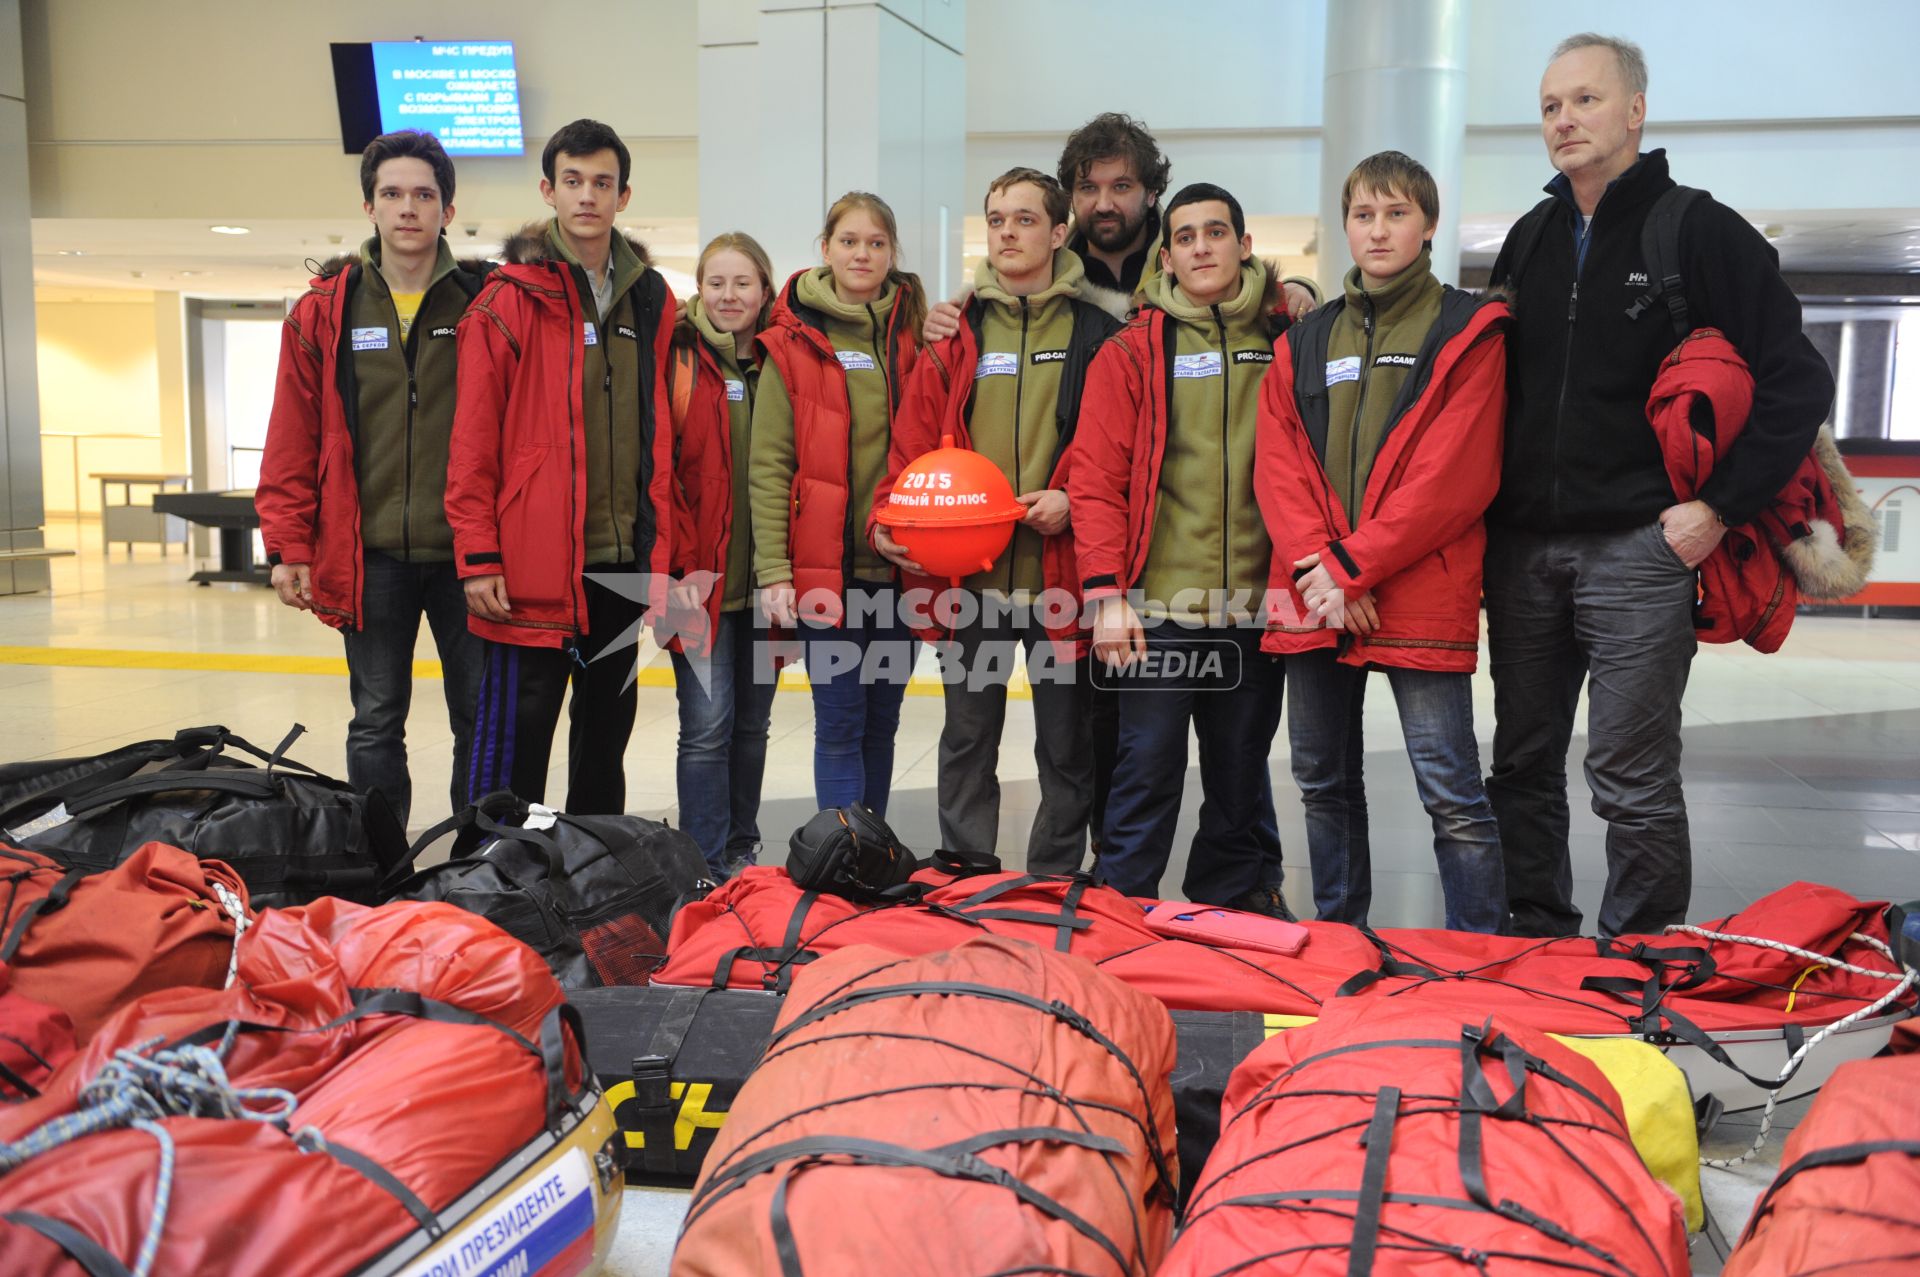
[1374,352,1418,369]
[428,325,458,340]
[351,327,390,351]
[1172,352,1223,379]
[835,350,876,372]
[616,325,639,340]
[1232,349,1274,365]
[725,378,746,402]
[1032,349,1068,364]
[975,352,1019,379]
[583,323,599,347]
[1325,356,1362,385]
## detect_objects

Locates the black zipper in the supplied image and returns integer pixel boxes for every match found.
[1214,304,1230,605]
[1010,298,1030,594]
[390,278,424,562]
[602,288,624,564]
[1348,293,1379,524]
[1549,191,1609,528]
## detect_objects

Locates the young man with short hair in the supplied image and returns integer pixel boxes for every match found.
[258,129,489,830]
[446,118,677,813]
[873,168,1119,871]
[1257,151,1510,933]
[1069,182,1293,913]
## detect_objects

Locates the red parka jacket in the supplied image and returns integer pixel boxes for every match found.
[754,269,917,627]
[445,229,676,647]
[666,327,745,655]
[1646,328,1872,653]
[1068,293,1287,603]
[871,294,1117,650]
[256,256,485,629]
[1256,289,1509,673]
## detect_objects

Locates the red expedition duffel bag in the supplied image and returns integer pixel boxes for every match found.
[672,934,1180,1276]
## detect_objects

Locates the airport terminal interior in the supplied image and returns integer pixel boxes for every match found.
[1,3,1917,1276]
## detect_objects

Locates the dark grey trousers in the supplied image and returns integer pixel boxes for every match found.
[1484,521,1698,938]
[935,608,1094,871]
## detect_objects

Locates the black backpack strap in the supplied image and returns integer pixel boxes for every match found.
[953,296,988,433]
[1288,301,1343,462]
[1626,185,1708,341]
[1052,298,1123,463]
[1495,196,1560,293]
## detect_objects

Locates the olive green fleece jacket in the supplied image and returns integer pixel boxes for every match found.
[750,267,899,586]
[964,249,1083,596]
[684,296,760,612]
[1136,258,1276,623]
[548,221,651,565]
[350,235,467,561]
[1325,254,1445,524]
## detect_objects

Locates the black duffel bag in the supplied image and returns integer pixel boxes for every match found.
[0,724,408,910]
[390,790,712,989]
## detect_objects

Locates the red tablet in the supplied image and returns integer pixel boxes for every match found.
[1141,903,1310,956]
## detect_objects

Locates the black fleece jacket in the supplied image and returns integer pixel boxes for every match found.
[1488,149,1833,533]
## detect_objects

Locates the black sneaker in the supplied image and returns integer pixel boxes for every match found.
[1228,884,1298,923]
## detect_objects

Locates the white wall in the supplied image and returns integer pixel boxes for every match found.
[962,0,1920,221]
[22,0,701,222]
[20,1,1920,240]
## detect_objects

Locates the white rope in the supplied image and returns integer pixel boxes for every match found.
[210,880,250,991]
[1663,923,1917,1167]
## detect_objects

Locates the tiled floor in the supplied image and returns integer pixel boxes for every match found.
[6,525,1917,1275]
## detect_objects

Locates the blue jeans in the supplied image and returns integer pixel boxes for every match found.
[671,610,778,874]
[1285,648,1505,932]
[798,582,914,816]
[1100,626,1285,905]
[340,551,483,830]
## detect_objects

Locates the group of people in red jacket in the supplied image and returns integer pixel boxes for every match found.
[258,33,1834,939]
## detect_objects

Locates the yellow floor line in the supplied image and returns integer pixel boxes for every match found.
[0,645,1028,698]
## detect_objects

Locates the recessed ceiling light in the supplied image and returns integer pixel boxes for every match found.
[56,249,83,256]
[179,270,206,276]
[209,225,250,236]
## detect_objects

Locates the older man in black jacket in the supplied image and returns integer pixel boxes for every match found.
[1484,33,1834,938]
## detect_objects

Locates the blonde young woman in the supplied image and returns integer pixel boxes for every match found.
[748,193,927,814]
[669,232,778,876]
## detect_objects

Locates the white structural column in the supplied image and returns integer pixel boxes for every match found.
[0,0,47,594]
[1318,0,1470,293]
[698,0,965,296]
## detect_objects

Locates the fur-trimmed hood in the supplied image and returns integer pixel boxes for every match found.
[499,219,653,269]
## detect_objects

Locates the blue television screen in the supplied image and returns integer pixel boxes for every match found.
[331,41,524,157]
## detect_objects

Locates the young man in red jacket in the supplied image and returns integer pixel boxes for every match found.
[446,118,677,813]
[1068,182,1293,914]
[1256,151,1510,933]
[257,129,489,830]
[874,168,1119,871]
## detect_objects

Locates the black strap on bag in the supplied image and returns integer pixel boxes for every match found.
[630,987,711,1175]
[2,1211,133,1277]
[1741,1137,1920,1241]
[1625,186,1708,341]
[294,1128,447,1239]
[686,1128,1134,1277]
[173,988,591,1132]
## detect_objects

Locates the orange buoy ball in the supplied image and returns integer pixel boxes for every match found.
[875,438,1028,578]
